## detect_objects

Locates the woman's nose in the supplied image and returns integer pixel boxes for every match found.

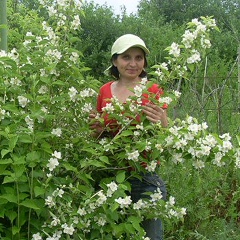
[129,59,137,66]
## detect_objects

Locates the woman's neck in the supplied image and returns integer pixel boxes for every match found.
[117,76,141,88]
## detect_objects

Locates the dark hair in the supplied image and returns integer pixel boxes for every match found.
[109,53,148,79]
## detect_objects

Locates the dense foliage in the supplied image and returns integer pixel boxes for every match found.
[0,0,239,239]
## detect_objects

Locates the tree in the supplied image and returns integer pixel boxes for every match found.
[0,0,8,51]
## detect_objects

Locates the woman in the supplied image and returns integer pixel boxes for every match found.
[89,34,168,240]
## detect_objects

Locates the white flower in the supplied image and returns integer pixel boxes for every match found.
[38,85,48,94]
[219,140,233,153]
[133,199,145,210]
[79,88,96,97]
[155,143,163,152]
[10,77,21,86]
[115,196,132,208]
[172,153,184,164]
[69,52,79,63]
[68,87,78,102]
[150,188,163,202]
[165,137,174,148]
[99,138,108,145]
[18,96,30,108]
[45,196,55,208]
[213,152,225,167]
[180,207,187,216]
[201,38,211,48]
[46,49,62,61]
[52,151,62,159]
[77,207,87,216]
[127,150,140,162]
[48,6,57,16]
[168,196,175,206]
[192,160,205,169]
[82,103,93,113]
[106,181,118,197]
[25,115,34,132]
[160,62,168,70]
[51,217,60,226]
[136,123,144,130]
[188,123,201,133]
[41,107,48,113]
[196,23,207,33]
[201,122,208,130]
[173,90,181,98]
[32,233,42,240]
[102,103,114,113]
[71,15,81,30]
[187,50,201,64]
[47,157,59,171]
[96,190,107,206]
[159,97,173,105]
[129,102,138,113]
[155,68,162,77]
[182,30,197,48]
[134,85,143,97]
[169,42,180,57]
[219,133,231,141]
[61,223,75,235]
[168,209,178,217]
[95,216,106,226]
[51,128,62,137]
[146,161,157,172]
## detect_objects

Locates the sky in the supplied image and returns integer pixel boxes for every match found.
[85,0,140,15]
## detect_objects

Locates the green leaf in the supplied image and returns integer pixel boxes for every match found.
[9,135,18,150]
[116,171,125,183]
[12,226,20,235]
[34,186,46,197]
[0,194,18,203]
[110,202,119,212]
[0,158,12,164]
[124,223,135,234]
[5,210,17,223]
[3,176,15,184]
[120,130,133,136]
[20,199,40,210]
[3,103,19,113]
[26,151,40,167]
[1,149,11,158]
[128,216,142,231]
[12,155,26,165]
[62,162,78,172]
[99,156,110,164]
[52,80,66,86]
[18,134,32,143]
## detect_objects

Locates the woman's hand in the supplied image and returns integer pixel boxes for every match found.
[89,112,105,137]
[142,103,168,127]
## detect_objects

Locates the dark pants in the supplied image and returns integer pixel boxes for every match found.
[130,174,167,240]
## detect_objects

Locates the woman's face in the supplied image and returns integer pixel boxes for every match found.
[113,47,145,79]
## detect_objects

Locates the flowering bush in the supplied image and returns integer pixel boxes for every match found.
[0,1,239,239]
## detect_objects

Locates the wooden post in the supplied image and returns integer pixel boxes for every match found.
[238,47,240,111]
[0,0,8,51]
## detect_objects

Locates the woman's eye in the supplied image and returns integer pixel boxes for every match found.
[122,55,130,60]
[136,56,143,60]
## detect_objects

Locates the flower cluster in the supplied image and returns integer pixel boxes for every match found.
[33,177,185,240]
[152,16,218,83]
[39,0,82,30]
[160,116,238,169]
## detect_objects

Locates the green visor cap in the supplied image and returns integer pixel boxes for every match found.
[111,34,150,56]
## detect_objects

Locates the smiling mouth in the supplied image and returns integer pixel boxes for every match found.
[127,69,137,73]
